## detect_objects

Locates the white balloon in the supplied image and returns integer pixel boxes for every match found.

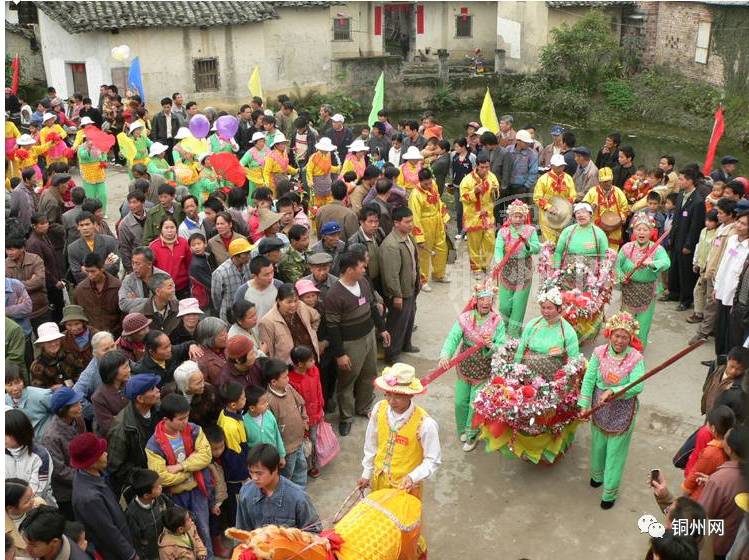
[111,45,131,62]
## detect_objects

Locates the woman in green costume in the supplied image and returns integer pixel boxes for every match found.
[77,139,109,213]
[578,311,645,509]
[128,121,152,178]
[553,202,609,273]
[514,285,580,380]
[493,199,541,336]
[240,132,269,201]
[615,212,671,347]
[438,279,506,452]
[208,131,238,154]
[189,153,220,204]
[146,142,175,183]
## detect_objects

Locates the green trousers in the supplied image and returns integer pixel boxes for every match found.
[589,419,636,502]
[499,285,531,338]
[629,300,655,348]
[83,181,108,215]
[455,378,483,439]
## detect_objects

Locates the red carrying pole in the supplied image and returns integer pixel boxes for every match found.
[622,229,670,285]
[420,340,487,386]
[703,104,725,176]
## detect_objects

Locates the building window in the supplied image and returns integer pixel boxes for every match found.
[695,21,711,64]
[194,58,219,91]
[11,3,39,25]
[456,15,472,38]
[333,17,352,41]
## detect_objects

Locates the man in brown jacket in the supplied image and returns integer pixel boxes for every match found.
[74,252,123,338]
[6,236,49,328]
[314,180,358,240]
[38,173,68,256]
[379,206,420,364]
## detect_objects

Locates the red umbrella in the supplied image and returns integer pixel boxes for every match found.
[209,152,246,187]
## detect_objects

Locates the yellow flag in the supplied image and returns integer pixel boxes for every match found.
[248,65,263,99]
[479,88,499,134]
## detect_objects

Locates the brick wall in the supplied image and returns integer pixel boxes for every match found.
[640,1,725,87]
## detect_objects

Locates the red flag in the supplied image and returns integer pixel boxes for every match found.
[84,126,115,153]
[703,104,724,175]
[10,55,20,94]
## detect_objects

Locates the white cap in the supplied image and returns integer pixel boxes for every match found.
[263,109,274,117]
[515,129,533,144]
[549,153,567,167]
[251,131,266,143]
[347,139,368,153]
[42,112,56,122]
[331,113,345,123]
[476,126,489,135]
[16,134,36,146]
[175,127,191,140]
[128,121,144,133]
[314,137,336,151]
[149,142,169,157]
[80,116,95,126]
[269,132,287,147]
[401,146,424,160]
[197,152,211,164]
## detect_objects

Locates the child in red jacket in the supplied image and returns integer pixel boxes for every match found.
[289,345,325,478]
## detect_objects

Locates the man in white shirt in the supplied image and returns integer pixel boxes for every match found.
[233,255,279,335]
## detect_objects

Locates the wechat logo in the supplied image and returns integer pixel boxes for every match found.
[638,514,666,538]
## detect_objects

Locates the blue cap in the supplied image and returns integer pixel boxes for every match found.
[49,387,84,414]
[736,199,749,213]
[124,374,161,400]
[550,125,565,136]
[320,221,342,236]
[721,155,739,165]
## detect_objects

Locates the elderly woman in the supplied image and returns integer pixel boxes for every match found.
[40,387,87,519]
[59,305,98,382]
[29,323,74,388]
[162,360,221,428]
[72,331,116,422]
[514,286,580,380]
[5,409,55,506]
[258,283,320,364]
[115,312,152,362]
[194,316,229,386]
[170,298,204,345]
[91,350,131,436]
[578,312,645,509]
[553,202,609,273]
[615,212,671,347]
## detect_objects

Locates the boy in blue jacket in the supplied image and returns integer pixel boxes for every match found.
[215,381,248,528]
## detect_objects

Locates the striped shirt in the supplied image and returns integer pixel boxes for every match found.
[211,259,251,322]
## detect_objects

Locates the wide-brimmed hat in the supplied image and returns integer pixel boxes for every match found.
[60,305,88,325]
[295,279,320,297]
[401,146,423,161]
[197,152,211,164]
[374,363,425,395]
[347,139,368,153]
[269,132,287,147]
[149,142,169,157]
[314,137,335,152]
[251,131,266,143]
[515,130,533,144]
[49,387,84,414]
[175,127,191,140]
[177,298,204,318]
[129,121,144,133]
[42,112,56,122]
[549,154,567,167]
[69,432,108,469]
[34,322,66,345]
[16,134,36,146]
[257,208,282,231]
[229,238,253,257]
[80,116,95,127]
[122,313,152,336]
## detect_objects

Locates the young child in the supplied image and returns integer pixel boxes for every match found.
[622,165,651,204]
[681,405,734,499]
[701,346,749,414]
[202,425,229,558]
[158,506,207,560]
[215,382,249,527]
[187,233,212,310]
[243,384,286,462]
[288,345,325,478]
[388,134,403,167]
[342,170,358,197]
[689,210,720,324]
[644,190,666,236]
[125,468,174,560]
[705,181,724,212]
[370,147,385,171]
[420,136,440,166]
[658,192,678,302]
[64,521,101,560]
[262,358,309,488]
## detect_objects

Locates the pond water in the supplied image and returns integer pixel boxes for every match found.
[382,109,746,174]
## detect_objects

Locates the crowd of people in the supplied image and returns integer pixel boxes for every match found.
[4,82,749,560]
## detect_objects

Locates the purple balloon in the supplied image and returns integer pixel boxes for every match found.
[215,115,239,139]
[189,114,210,139]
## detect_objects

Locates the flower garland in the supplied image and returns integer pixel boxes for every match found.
[473,339,586,437]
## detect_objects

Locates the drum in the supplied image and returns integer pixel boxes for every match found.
[546,196,573,230]
[600,210,622,232]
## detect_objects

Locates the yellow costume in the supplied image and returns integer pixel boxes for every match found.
[5,122,20,177]
[306,151,340,207]
[459,170,500,272]
[397,161,422,193]
[408,180,449,283]
[340,154,366,181]
[533,170,576,243]
[71,128,86,151]
[582,185,629,250]
[40,124,69,165]
[372,402,427,495]
[8,141,52,181]
[263,150,297,196]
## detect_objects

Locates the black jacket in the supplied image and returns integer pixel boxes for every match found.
[324,127,354,164]
[150,112,180,144]
[106,402,160,496]
[612,163,635,189]
[595,147,619,171]
[133,341,192,385]
[72,470,137,560]
[290,128,319,167]
[125,494,175,560]
[79,107,103,128]
[235,119,256,157]
[671,189,706,252]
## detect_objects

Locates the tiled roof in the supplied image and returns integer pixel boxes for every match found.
[5,21,36,40]
[34,1,290,33]
[546,1,634,6]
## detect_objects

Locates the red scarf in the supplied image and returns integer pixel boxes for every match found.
[416,181,439,205]
[470,171,490,212]
[154,419,208,496]
[549,171,567,194]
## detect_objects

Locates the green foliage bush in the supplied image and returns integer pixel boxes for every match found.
[601,79,636,112]
[289,86,362,121]
[426,85,462,112]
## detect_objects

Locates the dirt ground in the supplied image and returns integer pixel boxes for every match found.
[102,166,712,558]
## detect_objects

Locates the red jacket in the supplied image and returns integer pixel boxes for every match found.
[682,439,727,499]
[149,236,192,291]
[289,365,324,425]
[685,425,712,477]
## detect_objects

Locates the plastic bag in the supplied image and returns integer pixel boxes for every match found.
[315,420,340,468]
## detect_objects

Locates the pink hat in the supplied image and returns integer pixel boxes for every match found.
[176,298,204,318]
[295,279,320,297]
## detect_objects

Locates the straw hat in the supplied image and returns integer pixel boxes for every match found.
[176,298,204,318]
[148,142,169,157]
[374,363,425,395]
[347,139,368,153]
[34,322,66,345]
[257,208,282,231]
[314,137,335,152]
[401,146,423,161]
